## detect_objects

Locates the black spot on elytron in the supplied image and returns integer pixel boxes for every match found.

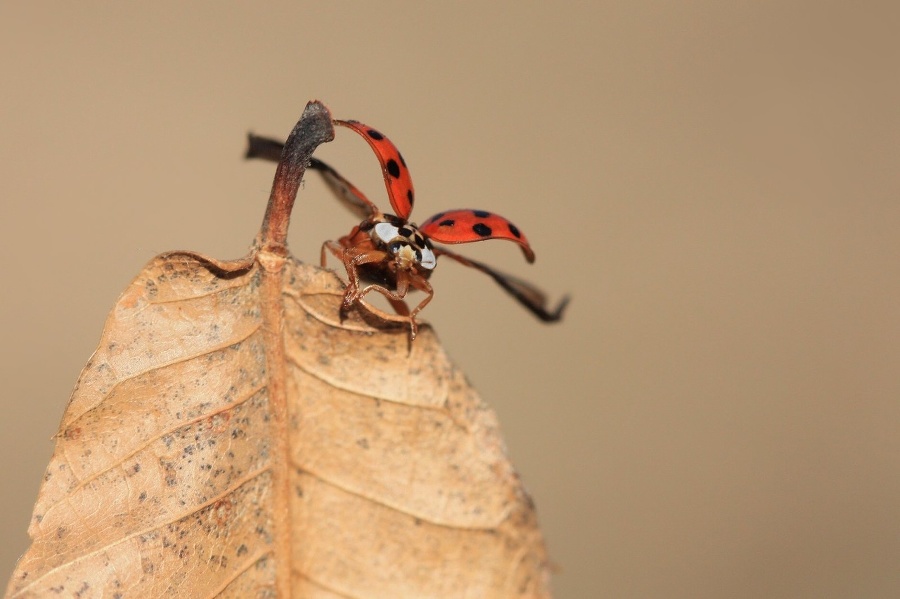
[508,223,521,238]
[439,219,455,227]
[366,129,384,140]
[398,152,407,168]
[407,189,414,206]
[473,223,492,237]
[398,226,413,237]
[386,158,401,178]
[473,210,491,218]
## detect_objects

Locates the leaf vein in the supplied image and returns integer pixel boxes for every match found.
[43,383,268,518]
[291,464,499,532]
[204,548,274,599]
[285,352,448,413]
[291,570,362,599]
[16,466,272,596]
[64,323,263,429]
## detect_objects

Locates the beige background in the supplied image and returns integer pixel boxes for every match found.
[1,2,898,597]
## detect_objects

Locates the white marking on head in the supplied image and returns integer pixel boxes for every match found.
[374,222,400,244]
[419,245,437,270]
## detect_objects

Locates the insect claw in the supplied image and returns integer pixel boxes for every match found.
[341,286,359,306]
[338,289,359,323]
[404,318,418,354]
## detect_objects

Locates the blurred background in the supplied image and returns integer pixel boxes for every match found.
[1,2,898,597]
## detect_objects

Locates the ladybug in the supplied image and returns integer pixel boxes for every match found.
[247,120,568,340]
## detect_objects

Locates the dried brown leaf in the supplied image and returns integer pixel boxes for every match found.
[5,102,551,599]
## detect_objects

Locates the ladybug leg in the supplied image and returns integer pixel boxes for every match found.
[321,240,359,320]
[351,270,420,340]
[356,270,431,341]
[354,268,410,306]
[321,237,406,324]
[365,271,431,342]
[406,272,434,340]
[341,249,389,302]
[321,239,344,268]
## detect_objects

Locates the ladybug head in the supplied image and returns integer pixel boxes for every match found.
[371,220,437,272]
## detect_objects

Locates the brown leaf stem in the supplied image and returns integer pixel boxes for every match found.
[258,100,335,254]
[256,101,335,598]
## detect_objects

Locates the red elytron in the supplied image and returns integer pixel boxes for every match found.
[247,119,568,339]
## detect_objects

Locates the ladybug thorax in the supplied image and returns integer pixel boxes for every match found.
[371,218,437,271]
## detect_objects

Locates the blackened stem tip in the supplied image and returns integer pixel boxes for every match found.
[258,100,335,253]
